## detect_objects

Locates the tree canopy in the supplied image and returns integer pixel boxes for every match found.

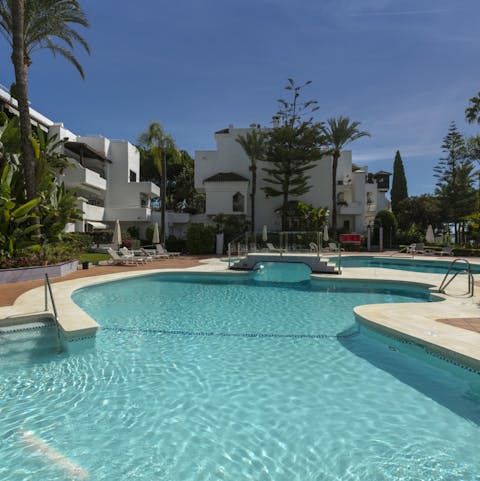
[262,80,325,230]
[390,150,408,215]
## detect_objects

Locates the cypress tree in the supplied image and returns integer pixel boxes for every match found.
[391,150,408,215]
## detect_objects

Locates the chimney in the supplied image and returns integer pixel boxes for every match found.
[272,116,280,128]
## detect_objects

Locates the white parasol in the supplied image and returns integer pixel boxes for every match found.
[112,219,122,247]
[323,224,329,242]
[262,225,268,242]
[425,224,434,243]
[152,222,160,245]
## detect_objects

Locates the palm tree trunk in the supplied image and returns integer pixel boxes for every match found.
[331,152,339,240]
[11,0,36,202]
[161,149,167,245]
[251,166,256,234]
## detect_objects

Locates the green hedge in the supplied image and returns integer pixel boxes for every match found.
[186,224,216,254]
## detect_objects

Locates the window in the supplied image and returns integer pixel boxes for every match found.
[129,170,137,182]
[366,192,374,204]
[232,192,244,213]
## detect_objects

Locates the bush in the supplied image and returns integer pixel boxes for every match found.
[451,247,480,257]
[186,223,216,254]
[63,232,92,251]
[165,236,186,253]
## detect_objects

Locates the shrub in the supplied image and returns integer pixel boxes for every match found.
[165,236,186,253]
[186,223,216,254]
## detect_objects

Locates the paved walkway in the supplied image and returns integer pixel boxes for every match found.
[0,256,210,307]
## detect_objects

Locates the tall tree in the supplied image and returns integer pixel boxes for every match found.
[138,122,179,244]
[235,129,266,234]
[465,91,480,124]
[390,150,408,216]
[321,117,370,240]
[434,122,476,243]
[262,79,325,230]
[0,0,89,203]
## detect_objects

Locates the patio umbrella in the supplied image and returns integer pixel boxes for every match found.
[426,224,434,243]
[152,222,160,245]
[323,224,329,242]
[262,225,268,242]
[112,219,122,247]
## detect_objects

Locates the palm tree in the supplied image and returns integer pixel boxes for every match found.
[235,129,265,234]
[322,117,370,240]
[138,122,178,244]
[0,0,89,204]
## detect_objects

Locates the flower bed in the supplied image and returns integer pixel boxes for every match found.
[0,259,78,285]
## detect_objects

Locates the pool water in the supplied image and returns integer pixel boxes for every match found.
[337,255,480,274]
[1,270,479,480]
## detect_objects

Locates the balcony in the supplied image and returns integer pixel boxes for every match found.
[339,201,363,215]
[82,204,105,221]
[104,207,153,222]
[64,163,107,191]
[128,181,160,197]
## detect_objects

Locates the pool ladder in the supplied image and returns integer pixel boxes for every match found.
[44,274,62,352]
[438,258,474,297]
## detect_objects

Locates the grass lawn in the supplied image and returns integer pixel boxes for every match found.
[78,253,111,263]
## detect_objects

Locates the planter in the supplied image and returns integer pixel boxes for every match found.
[0,259,79,285]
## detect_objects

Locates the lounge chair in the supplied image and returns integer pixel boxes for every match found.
[141,247,168,260]
[309,242,318,252]
[439,246,454,256]
[406,243,426,254]
[107,248,139,266]
[328,242,344,252]
[266,242,280,252]
[120,247,149,264]
[156,244,180,257]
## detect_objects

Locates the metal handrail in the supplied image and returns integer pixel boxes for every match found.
[44,274,62,352]
[438,258,474,297]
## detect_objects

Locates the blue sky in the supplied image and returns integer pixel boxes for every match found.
[1,0,480,195]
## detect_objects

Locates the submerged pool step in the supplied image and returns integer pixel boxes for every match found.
[0,321,59,359]
[231,254,338,274]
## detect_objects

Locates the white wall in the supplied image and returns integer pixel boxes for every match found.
[195,124,390,234]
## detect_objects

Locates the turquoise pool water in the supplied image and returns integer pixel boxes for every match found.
[0,269,479,480]
[337,255,480,274]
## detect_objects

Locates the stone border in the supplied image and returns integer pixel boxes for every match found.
[0,260,78,284]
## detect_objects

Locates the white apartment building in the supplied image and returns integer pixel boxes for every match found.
[0,85,160,236]
[195,124,390,234]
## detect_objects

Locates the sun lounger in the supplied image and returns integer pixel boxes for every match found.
[309,242,318,252]
[107,248,139,266]
[156,244,180,257]
[439,246,454,256]
[328,243,344,252]
[120,247,149,264]
[266,242,280,252]
[141,247,168,260]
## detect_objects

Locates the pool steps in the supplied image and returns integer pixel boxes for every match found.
[231,254,338,273]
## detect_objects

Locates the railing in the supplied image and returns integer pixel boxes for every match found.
[226,230,343,273]
[44,274,62,352]
[438,258,474,297]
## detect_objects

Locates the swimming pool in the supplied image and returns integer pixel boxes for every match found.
[337,255,480,274]
[0,268,479,480]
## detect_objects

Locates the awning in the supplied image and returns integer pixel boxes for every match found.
[86,221,107,230]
